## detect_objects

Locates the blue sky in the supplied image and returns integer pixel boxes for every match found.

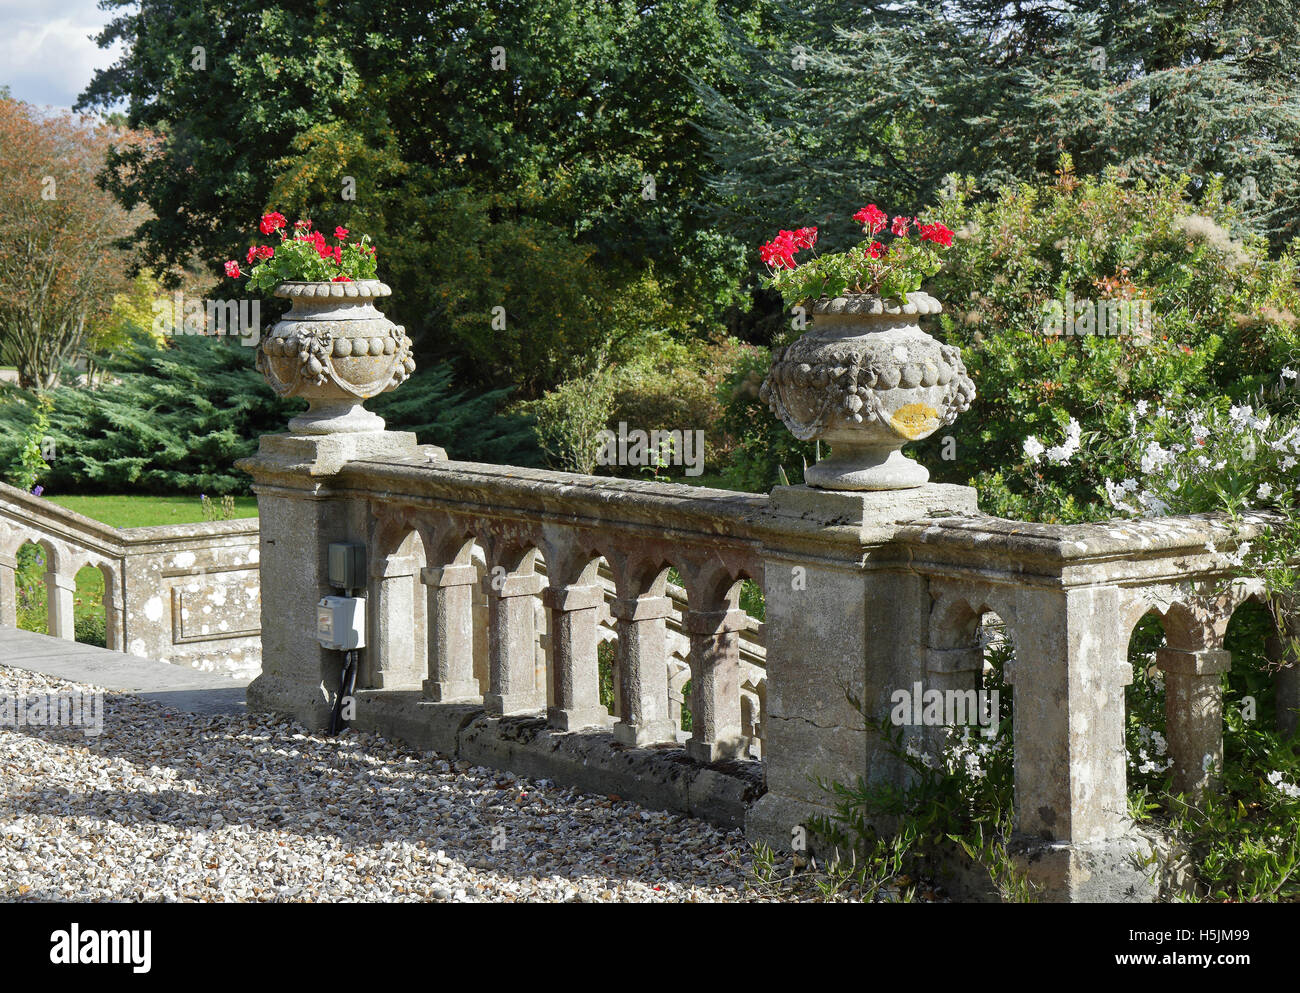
[0,0,123,111]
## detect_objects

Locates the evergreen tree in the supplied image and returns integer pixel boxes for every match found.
[0,336,541,495]
[700,0,1300,251]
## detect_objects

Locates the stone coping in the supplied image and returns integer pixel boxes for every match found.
[0,479,258,557]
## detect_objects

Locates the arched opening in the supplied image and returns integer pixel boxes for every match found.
[14,540,50,634]
[1124,610,1172,792]
[71,561,108,647]
[1224,596,1277,732]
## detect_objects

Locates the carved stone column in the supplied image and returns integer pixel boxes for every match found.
[545,583,610,730]
[0,551,16,628]
[610,595,675,745]
[483,570,546,715]
[422,563,480,702]
[1157,646,1232,796]
[365,552,426,689]
[682,606,748,762]
[47,571,76,640]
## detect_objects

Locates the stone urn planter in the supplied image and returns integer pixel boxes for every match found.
[759,291,974,489]
[256,280,415,434]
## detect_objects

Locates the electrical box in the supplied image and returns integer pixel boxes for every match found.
[317,595,366,651]
[328,541,367,591]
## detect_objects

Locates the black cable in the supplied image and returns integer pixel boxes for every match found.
[328,648,358,736]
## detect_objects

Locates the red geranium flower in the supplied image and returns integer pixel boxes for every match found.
[259,211,286,235]
[332,275,352,282]
[918,222,954,247]
[224,260,241,278]
[246,246,258,264]
[255,244,274,260]
[866,241,886,259]
[853,204,888,235]
[791,226,817,250]
[334,226,349,240]
[759,229,799,269]
[890,215,911,237]
[294,219,313,231]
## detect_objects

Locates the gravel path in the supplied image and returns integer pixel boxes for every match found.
[0,665,844,903]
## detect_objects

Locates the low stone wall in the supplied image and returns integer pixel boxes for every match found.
[0,482,260,677]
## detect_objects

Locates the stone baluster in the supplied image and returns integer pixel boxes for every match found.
[421,563,481,702]
[483,563,546,715]
[47,571,76,640]
[610,594,675,745]
[365,552,426,689]
[544,582,609,730]
[924,639,986,757]
[0,550,16,628]
[1002,586,1132,845]
[101,568,125,652]
[1156,646,1232,795]
[682,606,748,762]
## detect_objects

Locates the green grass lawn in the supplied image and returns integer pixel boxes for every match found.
[45,494,258,528]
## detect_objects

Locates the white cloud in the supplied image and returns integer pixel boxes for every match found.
[0,0,123,112]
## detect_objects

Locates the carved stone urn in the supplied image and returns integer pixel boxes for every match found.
[760,291,974,489]
[256,280,415,434]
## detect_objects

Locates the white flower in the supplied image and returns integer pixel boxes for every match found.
[1135,400,1149,417]
[1023,436,1045,462]
[1283,457,1297,471]
[1105,479,1137,514]
[1141,441,1174,474]
[1267,770,1300,798]
[1196,455,1211,469]
[1283,368,1298,381]
[1044,418,1082,465]
[1257,483,1273,500]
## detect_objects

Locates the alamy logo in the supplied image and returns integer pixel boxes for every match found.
[152,292,261,345]
[49,925,151,973]
[0,688,103,736]
[1041,292,1152,342]
[890,681,1000,738]
[596,422,705,477]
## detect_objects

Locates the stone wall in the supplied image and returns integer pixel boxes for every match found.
[0,482,261,677]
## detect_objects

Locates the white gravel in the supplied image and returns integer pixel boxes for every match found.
[0,665,848,903]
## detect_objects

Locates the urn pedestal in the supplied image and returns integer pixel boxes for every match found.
[256,280,415,435]
[759,292,974,490]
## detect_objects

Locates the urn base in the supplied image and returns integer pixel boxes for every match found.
[805,444,928,491]
[288,397,388,435]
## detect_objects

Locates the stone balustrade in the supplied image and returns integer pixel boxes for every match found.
[0,481,261,675]
[240,430,1299,901]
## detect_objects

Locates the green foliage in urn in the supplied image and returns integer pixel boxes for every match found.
[224,212,379,292]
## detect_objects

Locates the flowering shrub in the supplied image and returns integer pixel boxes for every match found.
[757,205,955,308]
[921,161,1300,523]
[223,213,379,292]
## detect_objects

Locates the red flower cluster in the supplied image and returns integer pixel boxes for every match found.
[890,215,911,237]
[853,204,888,234]
[226,211,359,279]
[918,222,955,247]
[259,211,286,235]
[866,241,887,259]
[759,226,818,269]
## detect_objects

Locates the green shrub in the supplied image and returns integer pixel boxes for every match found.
[0,337,543,495]
[920,162,1300,522]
